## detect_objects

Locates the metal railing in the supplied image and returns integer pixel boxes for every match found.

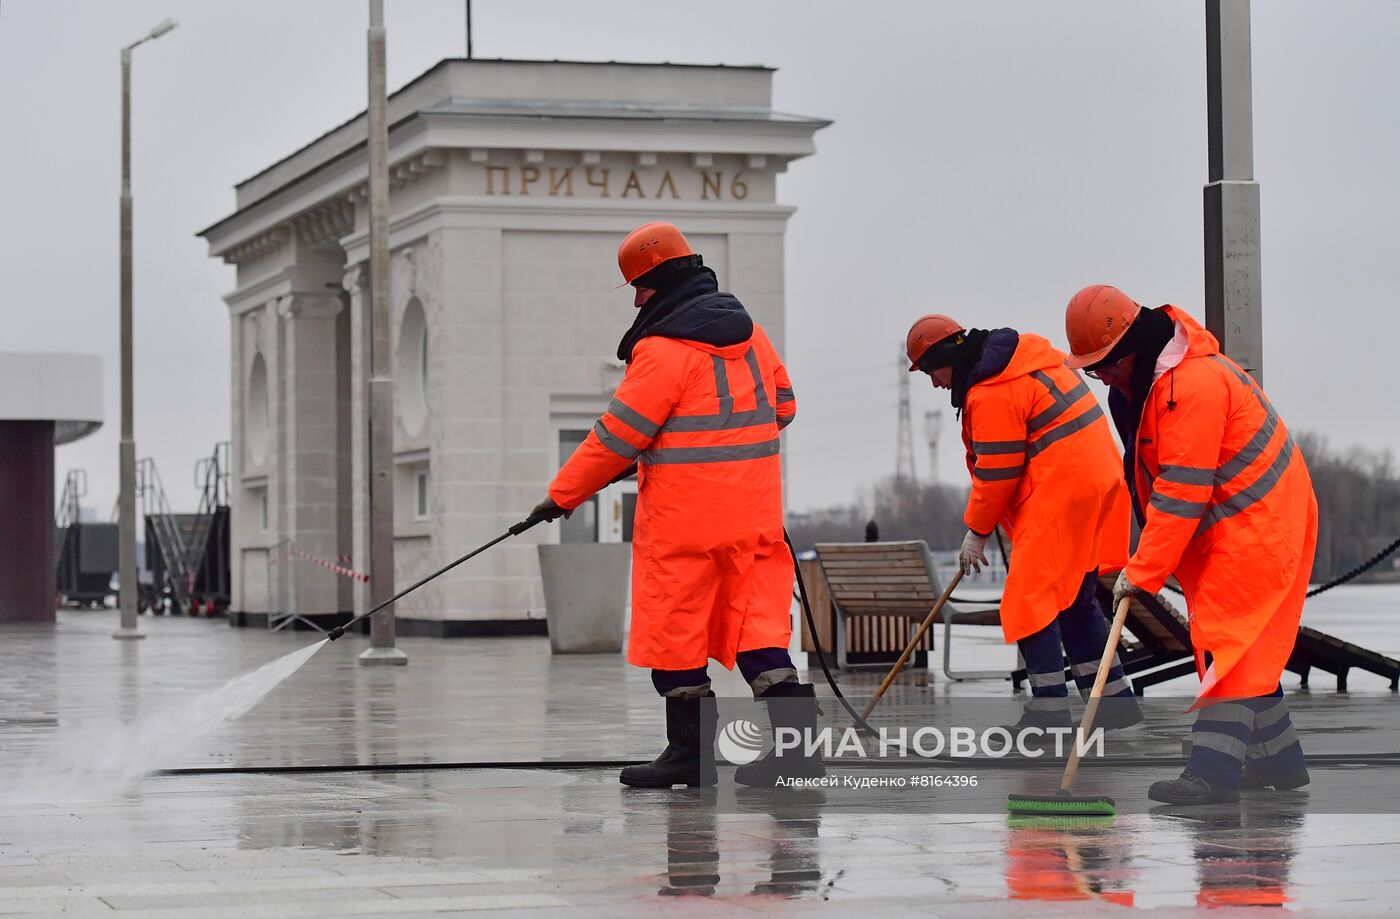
[137,456,193,614]
[56,469,86,530]
[183,441,229,595]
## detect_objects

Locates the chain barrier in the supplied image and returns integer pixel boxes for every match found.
[1305,535,1400,598]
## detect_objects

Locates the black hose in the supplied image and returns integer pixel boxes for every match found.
[785,531,877,735]
[155,750,1400,777]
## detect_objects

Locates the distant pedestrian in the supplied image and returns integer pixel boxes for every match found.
[864,519,880,542]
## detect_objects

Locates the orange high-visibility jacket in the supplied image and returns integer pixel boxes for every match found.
[549,326,795,671]
[1122,306,1318,707]
[960,333,1130,642]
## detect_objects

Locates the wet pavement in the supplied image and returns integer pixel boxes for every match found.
[1,588,1398,916]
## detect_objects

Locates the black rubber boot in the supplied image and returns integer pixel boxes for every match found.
[1094,694,1146,730]
[1241,766,1311,791]
[734,683,826,788]
[1148,770,1241,805]
[999,708,1073,756]
[620,693,718,789]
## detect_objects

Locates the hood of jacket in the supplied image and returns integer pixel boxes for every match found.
[974,331,1063,386]
[1161,305,1221,360]
[616,268,754,362]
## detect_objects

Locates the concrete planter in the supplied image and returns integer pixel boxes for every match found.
[537,543,630,654]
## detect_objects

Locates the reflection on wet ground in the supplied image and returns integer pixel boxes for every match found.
[0,610,1398,915]
[4,767,1396,916]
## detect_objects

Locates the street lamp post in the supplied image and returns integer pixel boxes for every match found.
[360,0,407,665]
[1204,0,1263,383]
[114,17,177,642]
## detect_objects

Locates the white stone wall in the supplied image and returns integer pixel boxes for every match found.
[205,60,824,628]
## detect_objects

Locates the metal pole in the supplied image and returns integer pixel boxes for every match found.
[466,0,473,59]
[114,46,143,641]
[361,0,406,665]
[1203,0,1263,383]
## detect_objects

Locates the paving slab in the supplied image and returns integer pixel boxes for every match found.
[0,588,1397,915]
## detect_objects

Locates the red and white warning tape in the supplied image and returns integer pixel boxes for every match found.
[279,546,370,582]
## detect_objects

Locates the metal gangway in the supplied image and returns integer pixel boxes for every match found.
[137,456,194,614]
[134,443,232,616]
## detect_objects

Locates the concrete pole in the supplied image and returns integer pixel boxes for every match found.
[360,0,406,665]
[114,46,143,641]
[112,20,174,639]
[1204,0,1263,383]
[466,0,473,59]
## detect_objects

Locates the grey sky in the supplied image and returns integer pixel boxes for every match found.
[2,1,1396,516]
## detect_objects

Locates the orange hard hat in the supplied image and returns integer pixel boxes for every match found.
[1063,285,1142,369]
[617,221,696,286]
[906,314,966,370]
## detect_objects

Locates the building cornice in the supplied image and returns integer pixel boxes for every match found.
[201,121,821,262]
[338,196,798,265]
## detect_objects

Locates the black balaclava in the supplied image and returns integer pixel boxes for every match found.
[917,329,991,413]
[614,255,755,362]
[947,329,992,411]
[615,255,710,362]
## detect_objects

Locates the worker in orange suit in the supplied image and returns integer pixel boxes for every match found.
[906,315,1140,735]
[529,222,821,789]
[1064,285,1318,805]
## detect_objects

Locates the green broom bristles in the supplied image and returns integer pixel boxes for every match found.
[1006,813,1115,830]
[1005,792,1116,817]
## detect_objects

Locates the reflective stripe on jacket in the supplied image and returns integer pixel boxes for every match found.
[549,325,795,670]
[960,333,1130,642]
[1122,306,1318,707]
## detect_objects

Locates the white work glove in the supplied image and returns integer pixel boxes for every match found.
[958,530,990,575]
[1112,570,1141,607]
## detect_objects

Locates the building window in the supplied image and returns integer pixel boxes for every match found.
[247,353,269,465]
[557,429,597,543]
[415,469,430,520]
[258,490,269,532]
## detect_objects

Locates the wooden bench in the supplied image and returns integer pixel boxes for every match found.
[1083,578,1400,694]
[1289,626,1400,691]
[811,541,996,672]
[812,541,937,670]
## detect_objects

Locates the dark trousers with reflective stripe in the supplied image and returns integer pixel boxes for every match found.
[1186,684,1305,788]
[651,648,799,699]
[1018,571,1134,723]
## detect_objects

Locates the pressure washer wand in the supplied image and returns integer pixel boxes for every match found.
[326,513,548,641]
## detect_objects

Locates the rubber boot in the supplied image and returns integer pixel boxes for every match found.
[1094,694,1146,730]
[1241,765,1311,791]
[734,683,826,788]
[1147,770,1241,805]
[620,693,718,789]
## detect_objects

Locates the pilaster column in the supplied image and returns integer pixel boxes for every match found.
[277,290,344,614]
[343,264,372,615]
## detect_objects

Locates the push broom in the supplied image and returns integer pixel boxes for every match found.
[1005,594,1133,817]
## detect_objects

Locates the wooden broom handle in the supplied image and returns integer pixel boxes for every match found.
[859,569,964,722]
[1060,595,1133,792]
